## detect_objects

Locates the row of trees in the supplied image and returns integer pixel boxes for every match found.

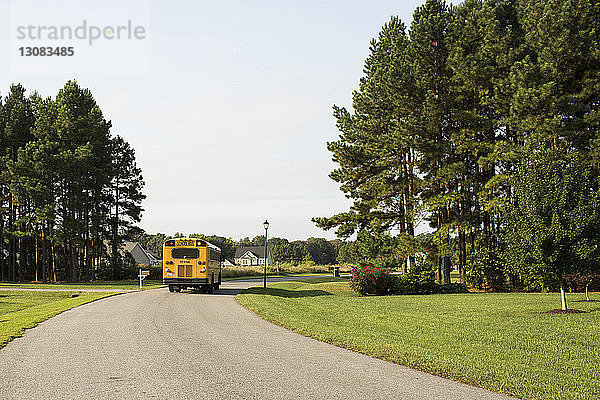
[0,81,145,282]
[315,0,600,301]
[136,232,343,266]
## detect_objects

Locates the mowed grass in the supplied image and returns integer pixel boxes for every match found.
[237,279,600,400]
[0,280,164,290]
[0,290,117,348]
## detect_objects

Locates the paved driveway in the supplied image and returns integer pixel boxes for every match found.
[0,279,514,399]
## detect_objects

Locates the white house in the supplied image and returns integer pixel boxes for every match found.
[234,246,271,266]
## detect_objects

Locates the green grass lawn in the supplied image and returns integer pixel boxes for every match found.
[0,280,164,290]
[237,279,600,400]
[0,290,117,348]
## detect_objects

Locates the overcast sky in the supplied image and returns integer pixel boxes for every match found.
[1,0,425,241]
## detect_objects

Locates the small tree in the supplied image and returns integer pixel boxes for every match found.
[507,149,600,310]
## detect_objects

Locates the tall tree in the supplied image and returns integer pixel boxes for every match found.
[109,135,145,279]
[448,0,526,285]
[0,84,35,281]
[52,81,113,281]
[1,81,145,282]
[511,0,600,151]
[408,0,455,283]
[314,16,420,270]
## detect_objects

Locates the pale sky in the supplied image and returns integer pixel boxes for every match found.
[1,0,425,241]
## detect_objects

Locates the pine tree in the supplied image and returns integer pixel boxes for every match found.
[408,0,456,283]
[314,16,420,269]
[447,0,526,286]
[109,136,145,279]
[510,0,600,150]
[0,81,145,282]
[0,84,35,281]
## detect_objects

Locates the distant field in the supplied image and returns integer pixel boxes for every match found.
[221,264,340,280]
[0,280,164,290]
[0,290,117,348]
[237,279,600,400]
[222,273,330,282]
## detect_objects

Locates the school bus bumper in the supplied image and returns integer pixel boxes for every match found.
[163,278,209,285]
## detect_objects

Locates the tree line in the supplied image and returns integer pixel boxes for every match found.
[136,232,343,266]
[314,0,600,297]
[0,81,145,282]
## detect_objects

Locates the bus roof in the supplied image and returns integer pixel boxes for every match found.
[165,237,221,252]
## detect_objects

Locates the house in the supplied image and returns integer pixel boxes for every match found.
[234,246,272,266]
[222,258,235,267]
[103,240,160,266]
[122,242,160,266]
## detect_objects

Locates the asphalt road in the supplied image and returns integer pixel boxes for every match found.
[0,278,514,400]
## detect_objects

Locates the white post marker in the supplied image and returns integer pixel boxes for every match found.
[138,269,150,289]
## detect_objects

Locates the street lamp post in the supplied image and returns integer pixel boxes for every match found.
[263,220,269,289]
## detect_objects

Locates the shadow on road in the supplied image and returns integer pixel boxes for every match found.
[179,288,331,298]
[241,287,332,298]
[182,288,242,297]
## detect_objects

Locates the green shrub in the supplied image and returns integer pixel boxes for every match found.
[395,271,438,294]
[467,247,507,290]
[394,271,468,295]
[438,283,469,294]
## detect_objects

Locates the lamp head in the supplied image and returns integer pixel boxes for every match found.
[263,220,269,230]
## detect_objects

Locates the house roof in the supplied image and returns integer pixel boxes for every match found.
[102,240,152,262]
[235,246,268,258]
[122,241,138,253]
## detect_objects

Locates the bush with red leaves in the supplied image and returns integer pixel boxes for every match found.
[349,266,396,296]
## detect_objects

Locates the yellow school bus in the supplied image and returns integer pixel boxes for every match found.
[163,237,222,293]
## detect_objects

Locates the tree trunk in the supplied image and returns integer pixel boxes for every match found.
[442,255,451,285]
[458,230,466,285]
[9,195,14,281]
[51,244,57,283]
[441,206,451,285]
[0,214,4,282]
[112,184,119,280]
[407,218,415,274]
[70,241,77,282]
[63,240,69,281]
[35,236,39,281]
[586,283,590,302]
[41,231,47,282]
[18,237,23,282]
[560,279,568,311]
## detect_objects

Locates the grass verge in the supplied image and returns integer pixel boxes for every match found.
[237,279,600,400]
[222,273,330,282]
[0,280,164,290]
[0,290,117,348]
[221,264,352,280]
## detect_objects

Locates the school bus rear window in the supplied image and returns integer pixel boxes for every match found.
[172,248,199,259]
